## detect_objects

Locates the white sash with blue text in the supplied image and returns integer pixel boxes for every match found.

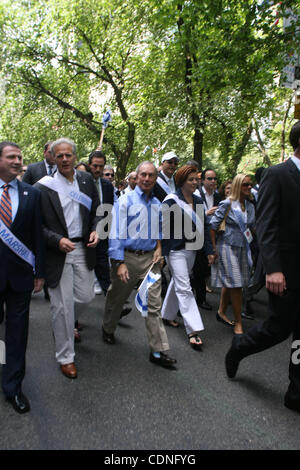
[0,219,35,271]
[156,176,172,195]
[39,176,92,211]
[163,193,204,250]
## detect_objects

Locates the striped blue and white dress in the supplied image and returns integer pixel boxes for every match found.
[210,199,255,288]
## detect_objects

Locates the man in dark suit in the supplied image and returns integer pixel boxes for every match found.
[22,141,56,184]
[35,138,99,379]
[225,121,300,413]
[0,141,45,413]
[23,142,55,301]
[192,168,222,310]
[88,150,114,295]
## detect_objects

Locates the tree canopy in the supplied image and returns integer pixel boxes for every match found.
[0,0,299,179]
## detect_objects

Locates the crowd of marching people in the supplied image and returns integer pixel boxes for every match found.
[1,119,300,414]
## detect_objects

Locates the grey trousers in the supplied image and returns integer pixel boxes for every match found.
[49,243,94,364]
[103,251,170,352]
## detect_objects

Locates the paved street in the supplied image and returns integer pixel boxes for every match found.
[0,283,299,450]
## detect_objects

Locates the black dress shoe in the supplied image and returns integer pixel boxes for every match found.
[198,301,212,311]
[102,326,115,344]
[120,307,132,318]
[284,396,300,413]
[225,341,241,379]
[149,352,177,369]
[7,392,30,414]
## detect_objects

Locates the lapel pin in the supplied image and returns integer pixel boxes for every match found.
[24,191,28,195]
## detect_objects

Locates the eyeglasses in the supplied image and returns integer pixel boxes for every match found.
[104,173,114,177]
[206,177,217,181]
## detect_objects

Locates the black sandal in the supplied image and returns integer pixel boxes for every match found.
[163,319,179,328]
[189,334,203,351]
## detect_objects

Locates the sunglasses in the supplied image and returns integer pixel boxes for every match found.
[166,160,178,165]
[242,182,252,187]
[104,173,114,177]
[206,177,217,181]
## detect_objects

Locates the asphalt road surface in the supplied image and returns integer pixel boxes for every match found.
[0,283,299,450]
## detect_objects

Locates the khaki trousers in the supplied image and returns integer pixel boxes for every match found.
[49,243,94,364]
[103,251,169,352]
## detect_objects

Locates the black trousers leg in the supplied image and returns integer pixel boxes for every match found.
[235,289,300,399]
[94,240,111,295]
[1,285,31,398]
[191,249,209,304]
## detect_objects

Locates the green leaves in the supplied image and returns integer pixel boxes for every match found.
[0,0,299,177]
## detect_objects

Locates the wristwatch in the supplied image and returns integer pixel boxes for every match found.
[114,260,125,268]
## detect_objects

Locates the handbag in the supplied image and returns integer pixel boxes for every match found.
[217,202,231,234]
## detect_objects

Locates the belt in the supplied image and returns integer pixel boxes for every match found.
[125,248,153,256]
[70,237,84,242]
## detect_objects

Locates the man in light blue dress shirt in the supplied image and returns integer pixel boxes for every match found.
[102,161,177,369]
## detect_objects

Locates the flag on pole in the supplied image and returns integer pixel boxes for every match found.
[102,109,112,129]
[135,269,161,318]
[142,145,151,154]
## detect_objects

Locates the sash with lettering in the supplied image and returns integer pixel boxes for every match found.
[38,176,92,211]
[0,219,35,271]
[163,193,204,250]
[156,176,173,195]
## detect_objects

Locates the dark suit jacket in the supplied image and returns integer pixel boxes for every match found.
[22,160,49,185]
[256,158,300,288]
[0,180,45,292]
[35,170,100,288]
[153,172,177,202]
[99,177,114,205]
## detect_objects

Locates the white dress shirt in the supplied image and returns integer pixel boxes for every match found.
[202,187,214,211]
[44,160,57,176]
[55,170,83,238]
[291,156,300,171]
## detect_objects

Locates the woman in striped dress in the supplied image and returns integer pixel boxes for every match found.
[210,174,255,335]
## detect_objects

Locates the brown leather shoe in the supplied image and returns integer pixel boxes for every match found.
[60,363,77,379]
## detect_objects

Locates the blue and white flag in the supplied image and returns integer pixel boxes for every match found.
[135,269,161,318]
[102,109,112,129]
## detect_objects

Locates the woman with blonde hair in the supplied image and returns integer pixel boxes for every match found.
[210,174,255,335]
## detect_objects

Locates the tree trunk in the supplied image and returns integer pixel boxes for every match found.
[229,120,253,176]
[193,126,203,169]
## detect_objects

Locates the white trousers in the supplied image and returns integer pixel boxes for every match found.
[162,249,204,335]
[49,243,94,364]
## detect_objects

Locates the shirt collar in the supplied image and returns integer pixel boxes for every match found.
[202,186,216,198]
[44,160,56,168]
[0,177,18,189]
[291,156,300,171]
[134,184,154,200]
[161,170,173,183]
[55,169,77,184]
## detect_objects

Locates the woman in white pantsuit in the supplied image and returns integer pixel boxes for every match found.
[161,165,215,350]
